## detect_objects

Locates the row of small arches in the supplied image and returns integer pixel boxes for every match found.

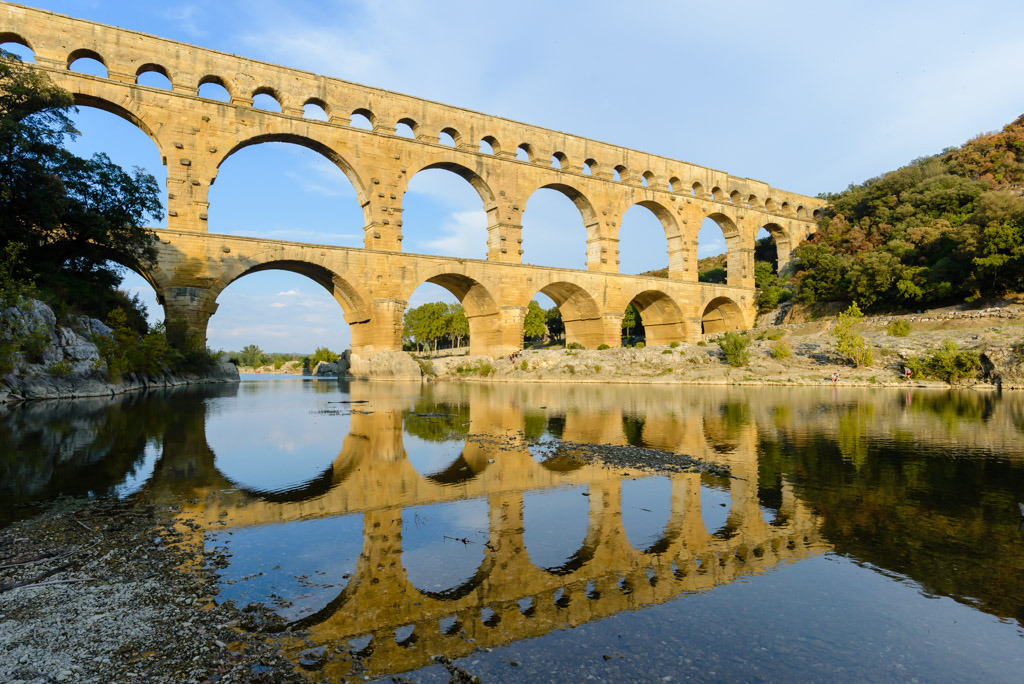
[0,35,817,220]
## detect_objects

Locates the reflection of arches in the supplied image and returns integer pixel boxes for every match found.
[407,272,500,356]
[701,296,744,335]
[403,499,494,600]
[216,133,369,222]
[531,281,603,349]
[423,452,490,485]
[628,290,687,345]
[523,486,599,575]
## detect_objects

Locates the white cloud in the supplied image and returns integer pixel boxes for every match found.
[412,210,487,260]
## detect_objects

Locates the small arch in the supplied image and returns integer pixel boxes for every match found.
[668,177,681,193]
[710,186,724,201]
[582,158,596,176]
[729,190,741,205]
[0,31,33,53]
[691,182,705,197]
[135,63,171,90]
[0,37,34,63]
[439,127,460,147]
[349,108,375,130]
[781,201,791,215]
[197,75,231,101]
[302,98,329,121]
[627,290,688,346]
[796,205,807,218]
[702,296,744,335]
[533,281,604,349]
[641,171,656,188]
[812,208,821,219]
[613,164,628,182]
[551,151,569,169]
[67,49,107,77]
[252,87,281,112]
[479,135,499,154]
[395,117,417,138]
[747,194,759,209]
[516,143,534,162]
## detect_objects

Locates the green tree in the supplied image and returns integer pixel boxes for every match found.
[545,305,564,341]
[236,344,268,368]
[1,50,163,333]
[311,347,339,365]
[523,300,546,341]
[622,303,639,338]
[447,303,469,348]
[833,302,873,367]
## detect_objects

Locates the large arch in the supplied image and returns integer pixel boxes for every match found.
[403,271,501,356]
[521,183,599,269]
[626,290,688,346]
[528,281,604,349]
[618,200,679,276]
[213,259,371,353]
[68,93,166,164]
[759,222,792,272]
[701,296,745,335]
[214,133,370,228]
[704,212,744,287]
[401,160,495,259]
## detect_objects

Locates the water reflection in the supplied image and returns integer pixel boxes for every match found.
[3,382,1024,678]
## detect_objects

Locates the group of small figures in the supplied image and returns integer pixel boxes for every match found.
[830,366,913,384]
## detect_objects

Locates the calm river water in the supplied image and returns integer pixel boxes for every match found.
[3,377,1024,681]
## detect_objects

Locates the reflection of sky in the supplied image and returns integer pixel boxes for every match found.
[208,514,363,622]
[620,476,672,552]
[113,440,161,498]
[402,499,488,593]
[700,484,732,535]
[403,434,465,478]
[205,379,350,492]
[523,485,590,570]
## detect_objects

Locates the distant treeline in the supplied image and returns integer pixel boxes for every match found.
[230,345,339,369]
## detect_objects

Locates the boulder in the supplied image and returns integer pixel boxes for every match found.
[348,351,422,379]
[311,360,337,377]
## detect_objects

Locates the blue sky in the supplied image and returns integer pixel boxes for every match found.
[5,0,1024,352]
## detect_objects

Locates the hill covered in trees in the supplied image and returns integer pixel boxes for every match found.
[791,114,1024,309]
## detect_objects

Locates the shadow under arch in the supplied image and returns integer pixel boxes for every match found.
[530,281,604,349]
[628,289,688,345]
[405,271,501,356]
[214,133,370,227]
[702,296,744,335]
[759,222,792,272]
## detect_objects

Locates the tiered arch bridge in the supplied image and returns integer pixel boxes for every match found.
[0,3,824,355]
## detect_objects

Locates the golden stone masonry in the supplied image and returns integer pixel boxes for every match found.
[0,2,824,358]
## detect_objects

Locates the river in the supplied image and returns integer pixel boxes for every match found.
[2,376,1024,681]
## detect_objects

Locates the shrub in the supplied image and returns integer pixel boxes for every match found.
[566,342,584,350]
[697,341,707,347]
[597,343,610,350]
[48,359,72,376]
[770,340,792,359]
[887,320,911,337]
[594,365,601,373]
[311,346,340,364]
[635,342,645,349]
[907,340,981,384]
[662,349,672,354]
[765,329,784,340]
[669,341,680,348]
[520,359,528,371]
[834,302,873,366]
[717,331,751,367]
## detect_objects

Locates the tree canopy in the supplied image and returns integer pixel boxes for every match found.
[0,50,163,332]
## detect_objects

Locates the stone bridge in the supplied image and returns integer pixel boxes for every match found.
[148,381,827,678]
[0,3,824,355]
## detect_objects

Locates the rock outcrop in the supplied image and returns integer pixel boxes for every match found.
[0,300,238,404]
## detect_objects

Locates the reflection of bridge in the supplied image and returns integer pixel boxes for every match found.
[1,4,824,355]
[148,382,827,679]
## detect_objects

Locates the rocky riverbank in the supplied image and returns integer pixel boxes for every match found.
[0,300,238,405]
[421,308,1024,389]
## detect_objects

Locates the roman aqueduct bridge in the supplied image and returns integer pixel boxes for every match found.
[0,3,824,356]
